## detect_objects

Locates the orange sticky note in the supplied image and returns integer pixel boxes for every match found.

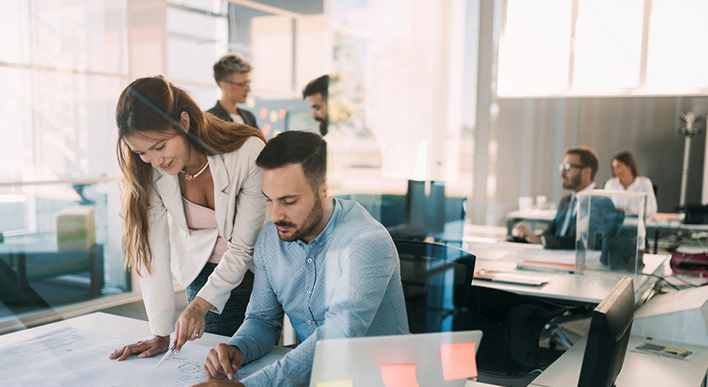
[440,342,478,380]
[381,363,420,387]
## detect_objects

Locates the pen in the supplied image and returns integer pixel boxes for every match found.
[155,343,177,369]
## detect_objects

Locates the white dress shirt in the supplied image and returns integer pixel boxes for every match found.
[604,176,657,216]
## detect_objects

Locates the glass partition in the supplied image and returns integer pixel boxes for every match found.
[576,190,646,277]
[0,0,130,329]
[0,180,127,322]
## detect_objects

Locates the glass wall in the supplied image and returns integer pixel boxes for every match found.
[0,0,480,330]
[0,0,129,329]
[221,0,477,244]
[167,0,228,109]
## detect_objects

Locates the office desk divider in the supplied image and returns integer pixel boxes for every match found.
[576,190,646,280]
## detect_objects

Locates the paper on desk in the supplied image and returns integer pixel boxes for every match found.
[0,326,211,386]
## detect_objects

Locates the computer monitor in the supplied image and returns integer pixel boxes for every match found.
[577,276,635,387]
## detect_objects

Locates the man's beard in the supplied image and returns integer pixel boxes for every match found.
[317,118,328,136]
[563,174,581,190]
[274,194,324,242]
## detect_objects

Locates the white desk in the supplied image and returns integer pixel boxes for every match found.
[465,241,668,305]
[0,312,288,386]
[529,335,708,387]
[0,312,226,348]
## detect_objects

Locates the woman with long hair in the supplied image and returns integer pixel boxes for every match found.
[604,150,658,216]
[109,76,266,360]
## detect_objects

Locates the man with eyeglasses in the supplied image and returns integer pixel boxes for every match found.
[207,54,259,129]
[513,146,599,249]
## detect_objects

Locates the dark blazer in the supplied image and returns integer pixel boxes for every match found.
[542,194,617,250]
[542,195,577,249]
[206,101,259,130]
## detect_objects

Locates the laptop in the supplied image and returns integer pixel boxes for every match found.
[309,330,483,387]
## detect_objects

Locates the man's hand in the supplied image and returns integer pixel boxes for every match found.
[512,222,542,244]
[174,296,211,352]
[108,335,169,360]
[203,343,244,381]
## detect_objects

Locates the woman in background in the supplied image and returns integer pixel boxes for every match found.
[604,150,658,216]
[109,76,266,360]
[207,54,259,129]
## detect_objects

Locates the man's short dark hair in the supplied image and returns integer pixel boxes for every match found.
[302,75,329,101]
[213,54,252,84]
[567,146,599,181]
[256,131,327,191]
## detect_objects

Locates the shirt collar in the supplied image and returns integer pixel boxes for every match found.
[572,182,596,198]
[294,197,342,247]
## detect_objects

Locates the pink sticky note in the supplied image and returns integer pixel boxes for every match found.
[440,342,478,380]
[381,363,420,387]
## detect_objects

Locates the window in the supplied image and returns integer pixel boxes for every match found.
[498,0,708,97]
[0,0,129,326]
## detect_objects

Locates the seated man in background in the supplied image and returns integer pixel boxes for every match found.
[513,146,599,249]
[196,131,409,387]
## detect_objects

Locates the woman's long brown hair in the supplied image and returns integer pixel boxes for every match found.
[115,75,265,275]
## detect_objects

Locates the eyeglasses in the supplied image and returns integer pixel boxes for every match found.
[224,79,251,88]
[559,163,585,172]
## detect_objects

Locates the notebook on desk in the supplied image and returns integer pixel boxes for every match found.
[516,249,577,274]
[473,269,550,286]
[516,259,576,273]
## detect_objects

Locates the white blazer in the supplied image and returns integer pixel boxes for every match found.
[142,136,267,336]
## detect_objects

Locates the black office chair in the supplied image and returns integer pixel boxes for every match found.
[394,239,476,333]
[454,286,570,387]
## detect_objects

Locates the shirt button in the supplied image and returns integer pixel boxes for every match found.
[307,258,313,263]
[318,242,323,246]
[306,289,311,295]
[307,320,312,325]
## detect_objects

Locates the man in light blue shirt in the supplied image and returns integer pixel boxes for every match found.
[198,131,409,387]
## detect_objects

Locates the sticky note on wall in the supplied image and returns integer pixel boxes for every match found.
[381,364,420,387]
[441,342,478,380]
[316,380,353,387]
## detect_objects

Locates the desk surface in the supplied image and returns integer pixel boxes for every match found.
[530,335,708,387]
[507,209,557,222]
[465,241,668,305]
[0,313,232,386]
[508,210,708,232]
[0,312,226,348]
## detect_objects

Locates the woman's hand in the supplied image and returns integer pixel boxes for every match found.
[174,296,212,352]
[108,335,169,361]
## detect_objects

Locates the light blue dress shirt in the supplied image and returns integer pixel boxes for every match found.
[229,198,409,386]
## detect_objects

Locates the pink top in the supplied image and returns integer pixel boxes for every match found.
[182,197,227,264]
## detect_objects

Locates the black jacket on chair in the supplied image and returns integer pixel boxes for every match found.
[206,101,259,130]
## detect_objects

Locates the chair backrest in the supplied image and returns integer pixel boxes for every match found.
[455,286,568,377]
[394,239,476,333]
